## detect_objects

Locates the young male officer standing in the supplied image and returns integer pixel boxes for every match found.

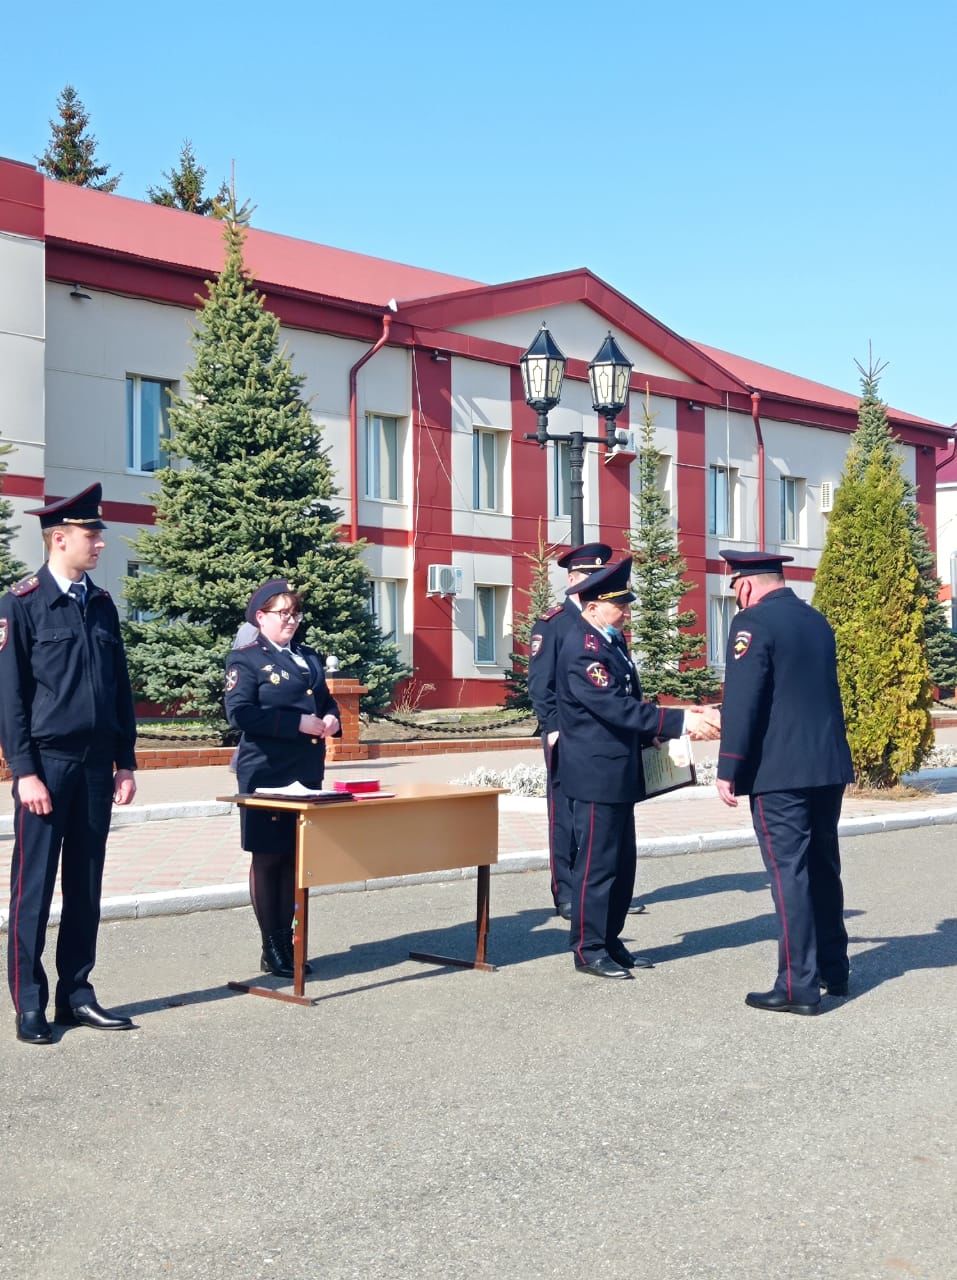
[0,483,138,1044]
[716,550,854,1015]
[527,542,612,918]
[556,558,720,977]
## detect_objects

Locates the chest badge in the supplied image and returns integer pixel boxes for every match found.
[585,661,610,688]
[225,668,238,692]
[280,669,290,680]
[733,630,753,660]
[269,673,281,685]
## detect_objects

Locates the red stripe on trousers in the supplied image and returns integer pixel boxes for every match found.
[574,803,596,966]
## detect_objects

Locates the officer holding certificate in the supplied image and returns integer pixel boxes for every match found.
[555,558,720,978]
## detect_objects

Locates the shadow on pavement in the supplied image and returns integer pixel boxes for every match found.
[842,917,957,1002]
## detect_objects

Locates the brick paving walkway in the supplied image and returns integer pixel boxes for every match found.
[2,779,956,917]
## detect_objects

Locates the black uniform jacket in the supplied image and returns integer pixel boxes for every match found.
[556,614,685,804]
[528,599,582,734]
[717,587,854,795]
[224,637,340,793]
[0,564,137,777]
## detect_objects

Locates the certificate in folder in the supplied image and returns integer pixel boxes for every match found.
[641,734,697,798]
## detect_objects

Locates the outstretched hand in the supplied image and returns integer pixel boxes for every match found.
[685,707,721,741]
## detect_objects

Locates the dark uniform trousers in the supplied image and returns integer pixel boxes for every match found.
[544,735,576,907]
[571,800,636,966]
[8,749,115,1014]
[750,785,849,1003]
[529,600,584,909]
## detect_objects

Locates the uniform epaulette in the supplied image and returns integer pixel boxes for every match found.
[538,604,563,622]
[10,575,40,597]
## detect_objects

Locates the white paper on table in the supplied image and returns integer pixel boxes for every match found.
[253,782,343,799]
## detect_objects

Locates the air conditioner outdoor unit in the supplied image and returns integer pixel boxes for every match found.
[820,481,835,513]
[427,564,462,596]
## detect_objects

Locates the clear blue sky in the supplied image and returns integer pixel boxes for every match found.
[3,1,955,426]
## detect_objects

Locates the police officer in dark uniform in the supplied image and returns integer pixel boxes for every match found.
[224,579,340,978]
[527,542,612,918]
[716,550,855,1015]
[0,483,138,1044]
[556,558,721,977]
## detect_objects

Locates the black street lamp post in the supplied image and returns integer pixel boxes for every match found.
[520,324,634,548]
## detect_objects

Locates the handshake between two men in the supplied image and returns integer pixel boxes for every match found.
[683,706,721,742]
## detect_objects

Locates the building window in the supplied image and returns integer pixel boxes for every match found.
[472,427,502,512]
[367,578,401,644]
[365,414,401,501]
[126,561,158,623]
[780,476,805,544]
[475,585,499,664]
[637,455,672,522]
[709,594,736,664]
[126,375,172,473]
[708,465,736,537]
[553,440,572,518]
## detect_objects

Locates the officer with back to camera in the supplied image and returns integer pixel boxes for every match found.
[556,557,721,978]
[716,550,855,1016]
[0,483,138,1045]
[527,542,611,919]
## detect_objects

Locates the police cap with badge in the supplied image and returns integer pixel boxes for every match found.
[556,542,613,572]
[566,555,636,604]
[720,549,793,583]
[26,482,107,530]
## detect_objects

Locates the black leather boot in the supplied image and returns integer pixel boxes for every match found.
[260,933,294,978]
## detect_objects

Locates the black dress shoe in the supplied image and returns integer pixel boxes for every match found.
[15,1011,53,1044]
[575,955,633,979]
[626,899,647,915]
[607,942,654,970]
[745,989,820,1016]
[54,1001,134,1030]
[556,901,572,921]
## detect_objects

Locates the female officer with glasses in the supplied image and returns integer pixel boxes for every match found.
[224,579,341,978]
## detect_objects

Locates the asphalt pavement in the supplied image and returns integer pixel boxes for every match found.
[1,825,954,1280]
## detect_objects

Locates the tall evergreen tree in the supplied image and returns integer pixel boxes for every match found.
[627,394,719,701]
[0,438,27,589]
[148,140,227,216]
[124,198,408,719]
[845,353,957,691]
[37,85,120,191]
[813,358,933,786]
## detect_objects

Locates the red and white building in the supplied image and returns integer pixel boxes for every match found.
[0,155,952,708]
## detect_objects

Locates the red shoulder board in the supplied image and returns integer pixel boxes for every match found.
[538,604,563,622]
[10,575,40,597]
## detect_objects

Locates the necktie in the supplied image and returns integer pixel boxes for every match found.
[68,582,87,613]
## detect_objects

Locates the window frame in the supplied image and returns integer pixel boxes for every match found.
[553,440,572,519]
[474,584,498,665]
[708,464,736,538]
[779,475,804,545]
[367,577,401,644]
[471,426,502,512]
[709,593,737,665]
[364,413,402,502]
[126,374,173,475]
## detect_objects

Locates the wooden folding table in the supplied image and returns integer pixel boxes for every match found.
[219,783,504,1005]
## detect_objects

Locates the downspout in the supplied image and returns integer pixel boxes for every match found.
[348,313,393,544]
[750,390,766,550]
[935,428,957,471]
